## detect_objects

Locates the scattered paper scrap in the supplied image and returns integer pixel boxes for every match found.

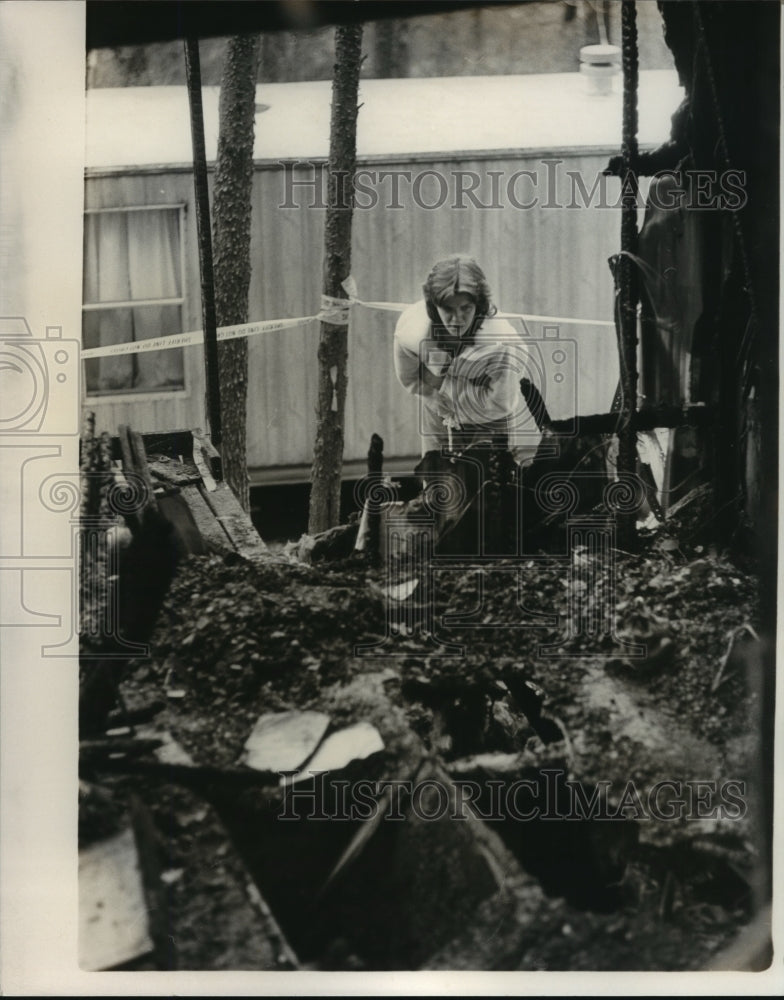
[134,726,194,766]
[382,579,419,601]
[286,722,384,785]
[160,867,185,886]
[241,710,331,773]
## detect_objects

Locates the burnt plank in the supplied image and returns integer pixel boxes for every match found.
[148,457,201,488]
[112,429,194,465]
[191,427,223,482]
[128,429,158,514]
[201,481,267,556]
[116,425,144,533]
[180,484,234,554]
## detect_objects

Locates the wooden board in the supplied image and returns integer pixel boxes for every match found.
[148,456,201,488]
[191,446,217,493]
[180,484,234,554]
[191,427,223,482]
[201,481,268,556]
[78,826,154,971]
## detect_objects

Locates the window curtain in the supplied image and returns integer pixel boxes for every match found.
[82,209,185,392]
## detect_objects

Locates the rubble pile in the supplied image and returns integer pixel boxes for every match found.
[80,448,768,971]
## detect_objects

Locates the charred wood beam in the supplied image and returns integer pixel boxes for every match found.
[117,424,158,529]
[108,429,223,483]
[191,428,223,481]
[81,755,283,797]
[80,737,165,760]
[366,433,384,565]
[520,378,550,431]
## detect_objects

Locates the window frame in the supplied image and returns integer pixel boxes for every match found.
[82,202,189,399]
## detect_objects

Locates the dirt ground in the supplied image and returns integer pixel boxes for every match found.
[81,485,771,971]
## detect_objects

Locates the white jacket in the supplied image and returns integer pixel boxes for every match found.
[393,300,541,461]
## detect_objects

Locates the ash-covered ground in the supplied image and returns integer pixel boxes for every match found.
[85,488,769,972]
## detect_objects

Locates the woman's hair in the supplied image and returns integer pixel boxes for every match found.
[422,255,497,336]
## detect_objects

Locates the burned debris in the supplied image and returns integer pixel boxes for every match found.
[77,414,766,971]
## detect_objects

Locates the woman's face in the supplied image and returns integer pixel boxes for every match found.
[436,293,477,338]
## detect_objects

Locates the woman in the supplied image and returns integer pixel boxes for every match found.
[393,255,540,464]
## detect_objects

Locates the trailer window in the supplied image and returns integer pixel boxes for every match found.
[82,205,185,394]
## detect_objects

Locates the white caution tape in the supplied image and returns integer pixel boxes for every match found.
[496,311,614,328]
[347,297,614,326]
[81,314,321,359]
[343,275,614,326]
[81,292,614,361]
[80,329,203,359]
[349,298,413,313]
[319,294,351,326]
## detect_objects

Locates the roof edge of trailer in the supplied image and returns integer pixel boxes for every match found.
[84,143,663,179]
[85,70,684,172]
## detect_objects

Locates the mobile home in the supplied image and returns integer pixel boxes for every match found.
[83,70,683,483]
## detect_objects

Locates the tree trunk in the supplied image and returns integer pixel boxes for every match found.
[308,24,363,534]
[617,0,639,550]
[212,34,261,512]
[184,38,222,447]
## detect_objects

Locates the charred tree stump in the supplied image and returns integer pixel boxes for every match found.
[366,433,384,566]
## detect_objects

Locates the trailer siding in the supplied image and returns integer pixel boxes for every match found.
[84,153,633,477]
